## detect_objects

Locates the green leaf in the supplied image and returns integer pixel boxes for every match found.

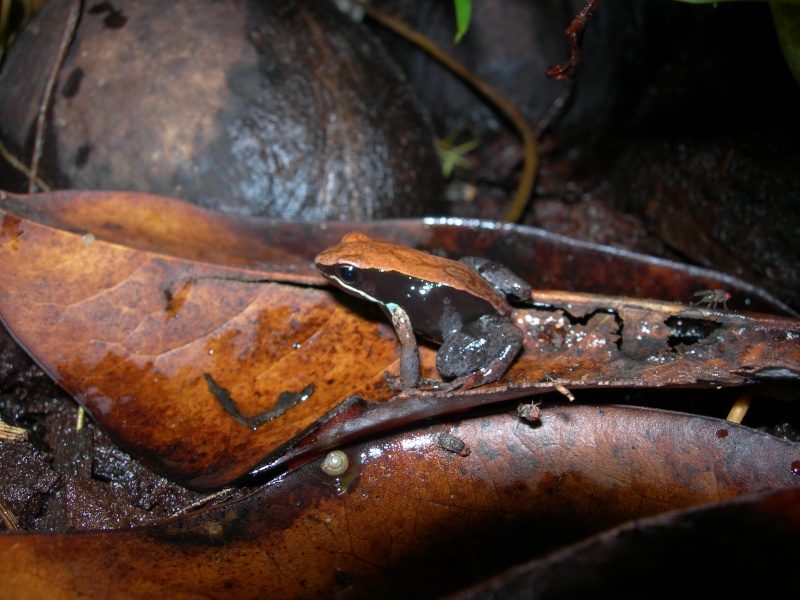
[453,0,471,43]
[771,3,800,85]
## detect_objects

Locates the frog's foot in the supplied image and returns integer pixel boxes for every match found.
[435,369,494,393]
[383,372,433,391]
[385,372,447,392]
[417,376,444,388]
[384,372,407,391]
[416,377,460,393]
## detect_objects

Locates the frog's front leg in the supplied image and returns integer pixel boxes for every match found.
[436,314,524,391]
[386,303,421,390]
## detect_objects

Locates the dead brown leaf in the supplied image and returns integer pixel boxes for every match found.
[0,190,798,490]
[0,191,400,488]
[0,406,797,598]
[262,286,800,474]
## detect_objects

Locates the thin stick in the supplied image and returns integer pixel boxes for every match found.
[545,0,602,80]
[360,2,538,223]
[0,499,20,531]
[0,421,28,442]
[0,0,10,58]
[28,0,82,193]
[173,487,237,516]
[726,389,753,424]
[0,138,51,191]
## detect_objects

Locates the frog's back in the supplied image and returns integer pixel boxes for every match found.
[315,232,510,314]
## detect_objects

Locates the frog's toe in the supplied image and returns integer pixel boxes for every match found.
[443,369,496,392]
[384,372,410,391]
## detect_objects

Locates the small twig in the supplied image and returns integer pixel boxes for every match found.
[546,0,602,80]
[543,372,575,402]
[554,382,576,402]
[173,487,237,516]
[28,0,82,193]
[0,139,51,191]
[0,499,20,531]
[359,2,539,223]
[533,82,574,138]
[726,389,754,424]
[0,420,28,442]
[0,0,11,59]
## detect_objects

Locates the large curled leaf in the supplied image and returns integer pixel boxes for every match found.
[256,288,800,477]
[0,406,797,598]
[0,190,798,489]
[0,192,398,489]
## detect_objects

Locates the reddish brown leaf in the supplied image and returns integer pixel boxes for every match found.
[1,190,794,313]
[260,289,800,475]
[0,189,325,283]
[0,192,397,488]
[0,406,797,598]
[0,190,798,489]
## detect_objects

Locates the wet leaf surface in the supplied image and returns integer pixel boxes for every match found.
[257,290,800,478]
[0,406,797,598]
[455,486,800,599]
[0,197,395,488]
[1,190,795,313]
[0,190,798,489]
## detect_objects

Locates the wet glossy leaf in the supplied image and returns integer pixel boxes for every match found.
[0,192,800,488]
[2,190,794,313]
[262,287,800,475]
[0,191,400,489]
[0,406,797,598]
[0,190,798,489]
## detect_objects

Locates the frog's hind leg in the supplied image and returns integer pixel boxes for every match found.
[436,315,524,392]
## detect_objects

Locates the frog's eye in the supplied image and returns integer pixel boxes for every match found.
[339,265,361,284]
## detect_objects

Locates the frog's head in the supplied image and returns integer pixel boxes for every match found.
[315,232,509,317]
[314,232,397,303]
